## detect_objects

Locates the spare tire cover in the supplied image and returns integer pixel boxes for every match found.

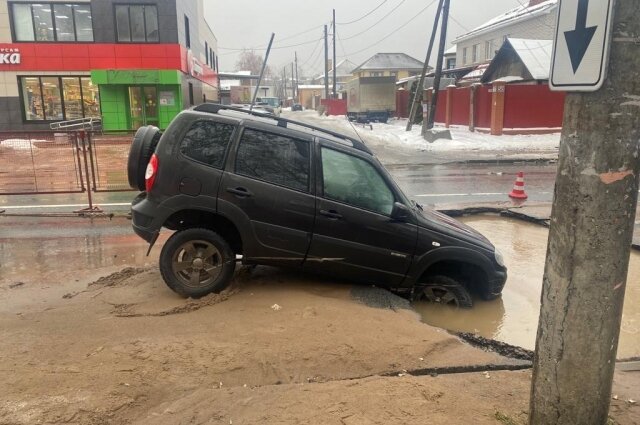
[127,126,160,191]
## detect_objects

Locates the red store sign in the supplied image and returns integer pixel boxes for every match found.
[0,47,20,64]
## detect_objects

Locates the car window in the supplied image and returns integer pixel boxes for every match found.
[180,120,235,168]
[321,147,394,215]
[236,129,310,192]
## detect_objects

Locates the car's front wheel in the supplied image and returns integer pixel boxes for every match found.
[415,275,473,308]
[159,228,235,298]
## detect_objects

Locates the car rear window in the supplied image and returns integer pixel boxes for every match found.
[235,128,310,192]
[179,120,235,168]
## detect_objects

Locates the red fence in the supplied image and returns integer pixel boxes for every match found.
[450,88,470,126]
[320,99,347,116]
[503,85,565,129]
[428,83,565,134]
[395,90,410,118]
[475,86,492,130]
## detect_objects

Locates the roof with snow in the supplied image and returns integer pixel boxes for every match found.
[481,38,553,83]
[314,59,357,80]
[444,46,457,56]
[352,53,424,72]
[454,0,557,43]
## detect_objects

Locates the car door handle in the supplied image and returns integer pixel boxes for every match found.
[226,187,252,197]
[320,209,342,219]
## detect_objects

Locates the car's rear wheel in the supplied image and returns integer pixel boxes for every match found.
[127,125,161,191]
[416,275,473,308]
[159,228,235,298]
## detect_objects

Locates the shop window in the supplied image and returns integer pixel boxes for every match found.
[19,76,100,122]
[115,4,158,42]
[10,2,94,42]
[21,77,44,120]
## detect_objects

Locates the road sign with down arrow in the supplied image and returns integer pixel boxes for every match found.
[550,0,614,92]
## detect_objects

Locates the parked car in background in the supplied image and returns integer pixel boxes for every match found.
[291,103,303,111]
[256,97,282,116]
[127,104,507,308]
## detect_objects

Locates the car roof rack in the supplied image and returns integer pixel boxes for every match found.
[192,103,371,153]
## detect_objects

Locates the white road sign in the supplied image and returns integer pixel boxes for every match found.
[550,0,614,91]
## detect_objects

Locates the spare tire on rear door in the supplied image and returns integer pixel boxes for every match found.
[127,126,161,191]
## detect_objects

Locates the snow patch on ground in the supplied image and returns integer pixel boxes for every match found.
[309,113,560,152]
[0,139,44,150]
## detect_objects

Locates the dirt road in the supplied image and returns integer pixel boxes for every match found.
[1,263,638,424]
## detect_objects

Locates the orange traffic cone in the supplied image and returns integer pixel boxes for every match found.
[509,171,528,200]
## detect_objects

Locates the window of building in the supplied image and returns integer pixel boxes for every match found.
[485,40,494,60]
[236,129,310,192]
[19,76,100,121]
[188,83,194,106]
[180,121,235,169]
[472,44,479,63]
[11,2,94,42]
[184,15,191,48]
[205,41,209,65]
[115,4,158,42]
[321,148,394,216]
[389,71,397,77]
[446,58,456,69]
[462,47,467,65]
[370,71,383,77]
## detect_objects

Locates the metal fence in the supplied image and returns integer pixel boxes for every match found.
[0,130,134,196]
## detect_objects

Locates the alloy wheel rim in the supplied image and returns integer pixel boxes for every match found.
[172,240,222,288]
[421,286,459,307]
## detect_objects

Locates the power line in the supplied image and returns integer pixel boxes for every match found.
[449,14,470,32]
[339,0,439,57]
[341,0,407,41]
[218,24,326,51]
[336,0,388,25]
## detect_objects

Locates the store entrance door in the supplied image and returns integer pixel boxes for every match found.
[128,86,159,129]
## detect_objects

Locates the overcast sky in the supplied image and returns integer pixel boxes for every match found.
[205,0,525,77]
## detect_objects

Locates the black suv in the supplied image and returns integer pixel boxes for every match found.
[128,104,507,308]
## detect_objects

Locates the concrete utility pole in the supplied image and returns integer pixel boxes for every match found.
[406,0,444,131]
[291,62,295,102]
[426,0,449,130]
[324,24,329,100]
[250,33,275,111]
[283,67,288,102]
[332,9,337,99]
[294,51,299,102]
[530,2,640,424]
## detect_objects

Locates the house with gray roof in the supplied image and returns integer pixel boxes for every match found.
[453,0,557,68]
[481,38,553,84]
[352,53,427,81]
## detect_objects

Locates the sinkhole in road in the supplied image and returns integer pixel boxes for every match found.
[414,215,640,359]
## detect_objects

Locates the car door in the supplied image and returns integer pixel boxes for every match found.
[218,125,315,266]
[305,143,418,286]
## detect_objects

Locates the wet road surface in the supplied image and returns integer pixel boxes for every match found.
[2,214,638,358]
[415,216,640,359]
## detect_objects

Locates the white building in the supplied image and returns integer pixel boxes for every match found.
[453,0,557,68]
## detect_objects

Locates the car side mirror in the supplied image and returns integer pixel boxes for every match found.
[391,202,411,222]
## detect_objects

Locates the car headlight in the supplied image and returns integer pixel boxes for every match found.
[494,249,505,267]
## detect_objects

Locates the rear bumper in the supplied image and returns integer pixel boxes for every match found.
[131,192,162,243]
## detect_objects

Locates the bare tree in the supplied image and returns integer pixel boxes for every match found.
[235,50,272,76]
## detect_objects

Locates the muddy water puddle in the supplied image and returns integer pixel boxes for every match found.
[414,215,640,358]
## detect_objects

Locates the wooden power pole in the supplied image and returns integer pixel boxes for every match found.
[294,51,299,102]
[324,24,329,100]
[426,0,449,130]
[407,0,444,131]
[530,1,640,423]
[332,9,337,98]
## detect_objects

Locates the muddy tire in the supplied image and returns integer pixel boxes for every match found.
[127,125,161,191]
[416,275,473,308]
[159,228,235,298]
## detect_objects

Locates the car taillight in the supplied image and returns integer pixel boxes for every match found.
[145,154,158,192]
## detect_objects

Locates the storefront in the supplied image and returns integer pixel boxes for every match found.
[0,0,219,132]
